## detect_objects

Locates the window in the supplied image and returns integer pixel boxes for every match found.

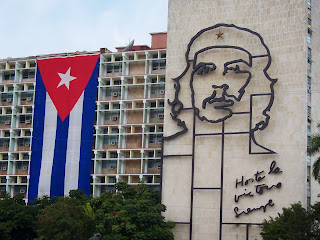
[148,159,161,169]
[3,154,8,160]
[25,130,31,136]
[159,101,164,107]
[308,18,311,26]
[114,80,121,85]
[101,185,116,193]
[28,85,34,91]
[1,93,13,103]
[108,177,116,183]
[23,154,29,160]
[110,152,118,158]
[105,87,121,97]
[4,132,10,137]
[159,78,165,83]
[20,115,32,124]
[0,139,9,147]
[6,109,12,115]
[26,107,33,113]
[308,76,311,88]
[112,103,120,109]
[18,138,30,147]
[104,111,120,121]
[152,60,166,70]
[151,84,165,95]
[106,63,122,73]
[149,134,163,144]
[307,32,312,44]
[308,47,312,59]
[7,87,14,92]
[150,109,164,119]
[155,176,161,183]
[308,106,311,118]
[21,92,34,101]
[114,57,122,61]
[308,0,311,9]
[3,71,14,81]
[103,135,118,145]
[158,126,163,132]
[161,54,166,59]
[102,160,117,169]
[149,126,155,132]
[150,102,157,108]
[0,116,11,124]
[307,155,311,165]
[148,151,154,158]
[22,70,35,79]
[16,161,28,170]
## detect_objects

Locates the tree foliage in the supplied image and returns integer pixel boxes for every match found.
[89,182,175,240]
[0,191,38,240]
[0,183,175,240]
[261,202,320,240]
[36,197,95,240]
[307,123,320,183]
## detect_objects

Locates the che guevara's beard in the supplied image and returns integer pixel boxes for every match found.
[196,91,235,122]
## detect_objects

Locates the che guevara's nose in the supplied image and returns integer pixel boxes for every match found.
[211,84,229,99]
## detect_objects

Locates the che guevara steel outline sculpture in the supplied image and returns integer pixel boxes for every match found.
[160,23,278,240]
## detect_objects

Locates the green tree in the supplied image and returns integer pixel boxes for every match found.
[307,123,320,182]
[260,203,314,240]
[36,197,95,240]
[88,182,175,240]
[0,191,38,240]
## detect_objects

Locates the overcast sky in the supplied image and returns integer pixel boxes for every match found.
[0,0,168,59]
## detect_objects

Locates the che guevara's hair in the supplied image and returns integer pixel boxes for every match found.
[165,23,277,140]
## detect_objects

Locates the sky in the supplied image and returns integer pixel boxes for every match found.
[0,0,168,59]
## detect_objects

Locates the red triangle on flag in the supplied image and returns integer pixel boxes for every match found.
[37,54,99,121]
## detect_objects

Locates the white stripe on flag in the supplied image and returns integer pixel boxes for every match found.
[64,92,84,196]
[38,93,57,197]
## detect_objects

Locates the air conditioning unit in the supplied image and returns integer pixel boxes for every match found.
[110,141,117,145]
[110,166,116,169]
[20,189,25,193]
[26,97,32,101]
[2,167,7,171]
[5,121,10,125]
[6,98,12,102]
[112,116,118,121]
[23,166,27,170]
[25,120,31,123]
[24,143,30,147]
[157,166,161,169]
[159,90,165,95]
[4,143,9,147]
[158,114,164,119]
[112,92,119,97]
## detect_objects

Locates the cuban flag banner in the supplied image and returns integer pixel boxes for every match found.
[28,54,99,201]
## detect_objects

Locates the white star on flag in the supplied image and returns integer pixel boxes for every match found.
[57,67,77,90]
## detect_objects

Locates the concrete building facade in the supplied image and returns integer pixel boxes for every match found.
[0,33,166,199]
[162,0,319,239]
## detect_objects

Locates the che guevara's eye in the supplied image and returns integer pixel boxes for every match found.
[223,64,241,75]
[195,62,217,75]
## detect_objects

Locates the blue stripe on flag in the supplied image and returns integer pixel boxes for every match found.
[78,59,100,194]
[28,67,47,201]
[50,115,70,197]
